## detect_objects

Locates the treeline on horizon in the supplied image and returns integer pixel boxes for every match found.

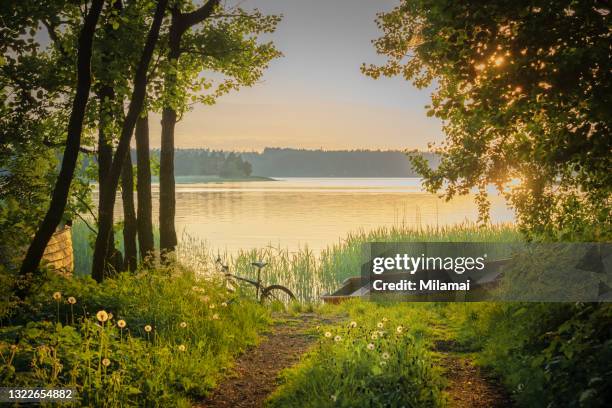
[151,147,440,177]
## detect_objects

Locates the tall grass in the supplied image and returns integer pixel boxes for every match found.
[72,221,160,277]
[73,221,520,302]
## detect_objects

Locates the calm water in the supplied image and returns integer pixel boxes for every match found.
[112,177,514,253]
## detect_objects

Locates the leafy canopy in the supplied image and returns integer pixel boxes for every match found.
[363,0,611,240]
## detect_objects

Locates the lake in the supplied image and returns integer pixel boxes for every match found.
[110,177,514,254]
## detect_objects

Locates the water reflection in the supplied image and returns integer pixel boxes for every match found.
[108,178,514,253]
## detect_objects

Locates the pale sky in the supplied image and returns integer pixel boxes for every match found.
[148,0,445,151]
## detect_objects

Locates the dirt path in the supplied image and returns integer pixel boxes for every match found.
[196,313,340,408]
[434,339,513,408]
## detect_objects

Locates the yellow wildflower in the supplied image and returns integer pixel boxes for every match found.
[96,310,109,322]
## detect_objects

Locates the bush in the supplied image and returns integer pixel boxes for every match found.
[0,266,269,406]
[448,302,612,407]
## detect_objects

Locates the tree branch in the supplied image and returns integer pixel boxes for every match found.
[42,139,96,154]
[74,193,98,224]
[42,19,69,58]
[179,0,221,32]
[75,212,98,234]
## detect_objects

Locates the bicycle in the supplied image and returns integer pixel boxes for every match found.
[215,257,296,305]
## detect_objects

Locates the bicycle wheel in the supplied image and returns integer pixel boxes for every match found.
[260,284,296,306]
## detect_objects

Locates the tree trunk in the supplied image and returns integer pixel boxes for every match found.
[91,0,168,282]
[121,151,138,271]
[97,87,124,274]
[135,113,155,263]
[17,0,104,297]
[159,105,178,258]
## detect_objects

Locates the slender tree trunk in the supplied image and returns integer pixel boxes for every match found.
[97,87,124,274]
[159,105,178,258]
[135,113,155,263]
[121,151,138,271]
[17,0,104,298]
[91,0,168,282]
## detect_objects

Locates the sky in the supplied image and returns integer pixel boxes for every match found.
[149,0,445,151]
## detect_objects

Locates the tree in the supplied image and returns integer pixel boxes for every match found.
[157,0,220,259]
[154,2,281,258]
[16,0,105,295]
[121,151,137,271]
[91,0,167,282]
[364,0,611,240]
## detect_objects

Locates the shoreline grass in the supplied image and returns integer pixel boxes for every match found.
[73,221,520,302]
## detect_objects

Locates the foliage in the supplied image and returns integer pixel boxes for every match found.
[267,301,445,407]
[447,302,612,407]
[0,1,95,268]
[0,266,269,406]
[364,0,612,240]
[148,4,282,115]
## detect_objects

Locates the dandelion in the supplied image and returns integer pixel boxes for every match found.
[212,313,219,320]
[221,302,228,308]
[367,343,375,351]
[371,333,378,340]
[334,335,342,342]
[67,297,76,305]
[117,320,126,328]
[96,310,109,323]
[108,313,113,320]
[324,331,332,338]
[180,321,187,328]
[53,292,62,301]
[380,360,387,366]
[192,286,200,292]
[382,317,388,323]
[349,321,357,328]
[144,325,152,332]
[102,358,111,367]
[377,322,384,329]
[209,304,216,309]
[396,325,403,334]
[178,344,186,352]
[331,394,337,402]
[382,352,390,360]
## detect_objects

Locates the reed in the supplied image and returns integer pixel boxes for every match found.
[74,221,519,302]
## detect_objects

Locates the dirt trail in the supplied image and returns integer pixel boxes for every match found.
[196,313,339,408]
[434,339,513,408]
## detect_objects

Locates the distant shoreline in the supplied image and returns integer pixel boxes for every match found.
[154,175,276,184]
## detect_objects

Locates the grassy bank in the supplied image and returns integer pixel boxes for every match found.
[73,221,519,302]
[0,267,269,407]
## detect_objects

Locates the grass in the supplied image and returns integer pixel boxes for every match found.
[7,222,610,407]
[0,266,269,407]
[442,302,612,407]
[267,300,447,407]
[73,221,520,303]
